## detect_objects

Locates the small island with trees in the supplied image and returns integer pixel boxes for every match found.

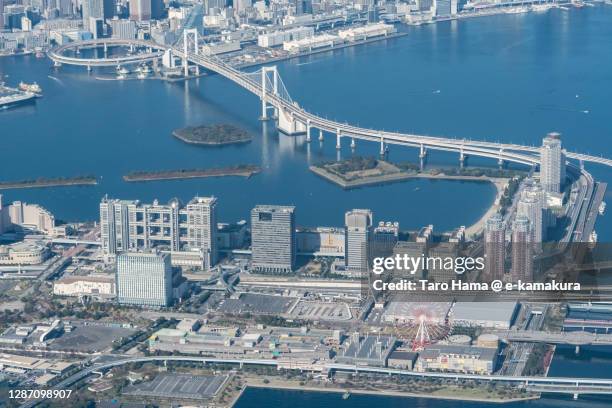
[0,175,97,190]
[123,165,261,182]
[310,156,524,189]
[173,124,252,146]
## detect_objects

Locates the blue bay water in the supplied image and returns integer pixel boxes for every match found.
[2,6,611,236]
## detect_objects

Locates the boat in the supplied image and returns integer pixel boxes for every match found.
[599,202,606,215]
[18,81,42,95]
[118,67,130,75]
[0,83,37,109]
[342,392,351,399]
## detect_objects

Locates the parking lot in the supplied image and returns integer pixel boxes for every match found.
[48,324,136,353]
[289,300,352,321]
[123,374,227,400]
[218,293,296,315]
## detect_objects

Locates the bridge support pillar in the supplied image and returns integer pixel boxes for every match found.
[575,345,580,355]
[573,393,579,400]
[336,129,341,150]
[183,28,199,78]
[460,150,467,168]
[318,129,324,142]
[103,43,108,55]
[380,135,385,156]
[351,138,356,150]
[277,108,306,135]
[419,144,426,160]
[306,120,311,142]
[87,65,92,72]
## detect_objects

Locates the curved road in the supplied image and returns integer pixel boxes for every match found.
[48,39,612,169]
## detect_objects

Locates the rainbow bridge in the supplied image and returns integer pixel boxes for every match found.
[47,34,612,169]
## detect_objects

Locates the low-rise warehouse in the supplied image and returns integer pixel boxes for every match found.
[415,344,497,374]
[450,302,519,330]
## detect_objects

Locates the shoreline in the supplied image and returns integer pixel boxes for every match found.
[310,163,508,238]
[237,377,540,405]
[464,177,509,238]
[234,3,569,70]
[310,164,505,189]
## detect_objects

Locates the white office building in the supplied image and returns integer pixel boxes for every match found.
[484,213,505,281]
[100,196,217,269]
[251,205,296,273]
[116,252,173,307]
[540,132,566,194]
[345,209,373,273]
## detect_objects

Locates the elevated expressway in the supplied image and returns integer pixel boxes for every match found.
[47,39,166,68]
[18,355,612,408]
[495,329,612,346]
[46,38,612,170]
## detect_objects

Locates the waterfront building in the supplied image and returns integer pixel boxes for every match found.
[511,215,533,282]
[371,221,399,258]
[344,209,373,274]
[449,226,466,244]
[416,224,433,244]
[337,23,396,42]
[257,26,314,47]
[415,344,497,374]
[116,252,173,307]
[296,227,345,256]
[517,188,544,251]
[416,0,433,12]
[434,0,451,17]
[250,205,296,273]
[99,196,218,269]
[282,33,343,54]
[540,132,566,194]
[483,213,505,282]
[0,195,55,235]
